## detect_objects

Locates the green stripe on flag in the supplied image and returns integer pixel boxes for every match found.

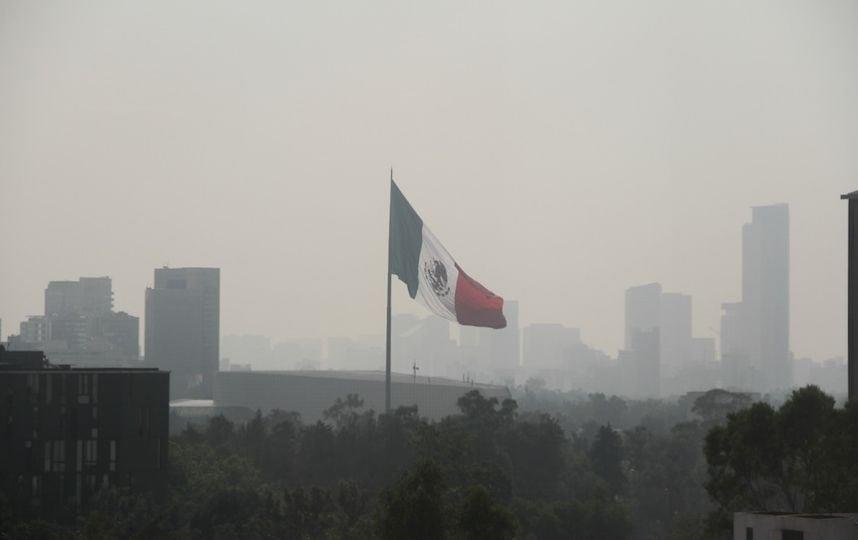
[389,181,423,298]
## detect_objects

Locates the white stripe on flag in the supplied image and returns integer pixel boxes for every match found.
[417,225,459,322]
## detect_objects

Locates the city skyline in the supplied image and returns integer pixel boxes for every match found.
[2,1,857,362]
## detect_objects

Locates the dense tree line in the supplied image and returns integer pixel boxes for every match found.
[2,385,855,539]
[705,385,858,531]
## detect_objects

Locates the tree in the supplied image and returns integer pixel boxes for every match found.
[457,485,516,540]
[377,460,447,540]
[590,425,625,495]
[692,389,751,426]
[705,385,846,533]
[323,394,366,430]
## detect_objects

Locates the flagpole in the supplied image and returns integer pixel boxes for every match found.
[385,168,393,414]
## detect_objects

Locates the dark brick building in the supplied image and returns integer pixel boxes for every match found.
[0,346,168,517]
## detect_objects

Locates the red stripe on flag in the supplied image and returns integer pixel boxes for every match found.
[454,265,506,329]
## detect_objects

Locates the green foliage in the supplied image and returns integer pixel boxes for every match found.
[457,485,516,540]
[9,386,811,540]
[377,460,447,540]
[510,496,632,540]
[704,385,858,536]
[692,389,752,426]
[589,425,625,495]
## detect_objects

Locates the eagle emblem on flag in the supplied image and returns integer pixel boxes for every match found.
[424,259,450,298]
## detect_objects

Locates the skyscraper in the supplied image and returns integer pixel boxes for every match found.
[744,204,790,391]
[624,283,662,350]
[145,267,220,398]
[723,205,790,392]
[522,323,581,370]
[660,292,692,377]
[624,283,695,396]
[624,283,663,397]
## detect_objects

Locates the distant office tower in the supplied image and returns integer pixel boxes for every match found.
[691,337,716,364]
[624,283,662,350]
[660,293,692,376]
[624,283,696,396]
[624,283,663,397]
[522,323,581,370]
[744,204,790,390]
[720,302,751,389]
[45,277,113,317]
[20,316,49,344]
[628,326,661,398]
[722,205,790,391]
[7,277,137,366]
[145,267,220,398]
[91,311,140,360]
[48,313,89,350]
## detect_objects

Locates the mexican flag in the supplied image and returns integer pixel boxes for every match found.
[389,181,507,329]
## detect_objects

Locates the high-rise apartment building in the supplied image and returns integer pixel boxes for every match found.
[7,277,138,366]
[45,277,113,318]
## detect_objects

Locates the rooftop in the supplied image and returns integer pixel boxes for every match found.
[217,369,507,389]
[0,346,162,373]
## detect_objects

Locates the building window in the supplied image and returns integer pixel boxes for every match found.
[32,405,39,439]
[84,440,97,466]
[109,441,117,472]
[27,374,40,404]
[58,375,66,404]
[6,396,12,437]
[746,527,753,540]
[44,441,52,472]
[53,440,66,472]
[137,408,150,437]
[782,531,804,540]
[77,375,90,404]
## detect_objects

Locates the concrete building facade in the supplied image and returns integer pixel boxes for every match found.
[734,512,858,540]
[0,347,168,518]
[145,267,220,399]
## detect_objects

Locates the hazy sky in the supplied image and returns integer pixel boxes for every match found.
[2,0,857,361]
